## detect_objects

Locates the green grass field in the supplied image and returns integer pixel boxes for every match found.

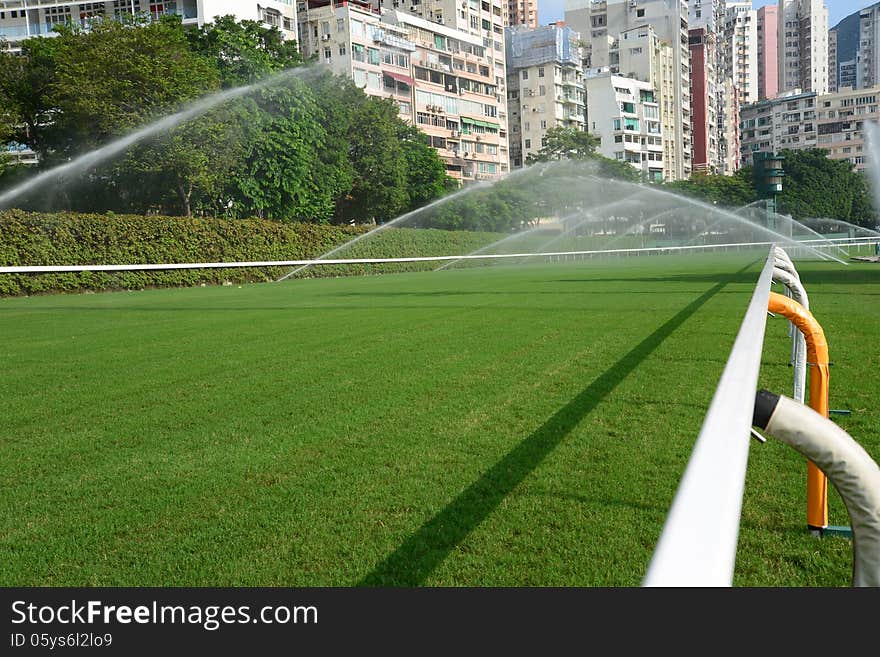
[1,252,877,586]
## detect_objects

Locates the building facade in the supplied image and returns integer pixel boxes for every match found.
[739,89,817,167]
[0,0,298,48]
[505,23,585,167]
[816,85,880,172]
[564,0,692,180]
[856,4,880,91]
[777,0,829,96]
[585,72,665,181]
[689,27,718,173]
[506,0,537,28]
[299,1,508,183]
[722,2,757,106]
[756,3,777,99]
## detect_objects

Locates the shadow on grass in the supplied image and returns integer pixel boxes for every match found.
[358,271,746,586]
[552,265,879,287]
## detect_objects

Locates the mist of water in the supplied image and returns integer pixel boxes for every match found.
[0,66,318,210]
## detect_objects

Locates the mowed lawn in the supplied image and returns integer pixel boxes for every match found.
[1,253,877,586]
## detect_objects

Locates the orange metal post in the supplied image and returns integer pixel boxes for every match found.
[767,291,830,529]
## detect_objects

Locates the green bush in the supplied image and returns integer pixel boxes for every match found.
[0,211,504,296]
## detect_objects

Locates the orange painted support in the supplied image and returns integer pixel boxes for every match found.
[767,291,829,529]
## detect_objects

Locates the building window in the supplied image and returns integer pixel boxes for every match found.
[524,139,531,149]
[538,67,545,78]
[522,70,528,80]
[323,48,332,60]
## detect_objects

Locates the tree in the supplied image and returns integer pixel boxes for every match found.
[665,170,758,208]
[398,124,452,212]
[339,98,409,224]
[525,126,599,163]
[525,126,641,182]
[45,15,219,158]
[776,149,876,227]
[0,37,59,157]
[187,15,304,88]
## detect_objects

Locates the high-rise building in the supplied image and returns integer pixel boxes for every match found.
[816,85,880,172]
[777,0,829,96]
[689,27,718,173]
[723,2,758,106]
[507,0,538,28]
[0,1,298,49]
[740,89,817,166]
[371,0,510,173]
[757,4,778,99]
[505,23,585,167]
[584,72,665,182]
[564,0,691,180]
[829,8,862,91]
[828,26,838,93]
[688,0,723,32]
[298,1,509,183]
[857,4,880,90]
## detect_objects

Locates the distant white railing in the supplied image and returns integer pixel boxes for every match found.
[642,248,777,586]
[1,238,875,274]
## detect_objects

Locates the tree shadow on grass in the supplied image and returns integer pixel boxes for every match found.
[358,267,751,586]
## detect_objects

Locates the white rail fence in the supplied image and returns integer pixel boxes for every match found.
[643,247,777,586]
[0,237,876,274]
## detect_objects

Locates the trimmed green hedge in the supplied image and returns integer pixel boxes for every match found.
[0,210,503,296]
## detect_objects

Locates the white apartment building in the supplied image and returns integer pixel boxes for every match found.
[0,1,297,47]
[739,88,817,166]
[778,0,828,95]
[298,2,507,183]
[828,26,837,93]
[585,72,665,181]
[371,0,509,169]
[297,2,417,122]
[505,23,586,167]
[565,0,691,180]
[722,2,757,106]
[816,85,880,172]
[856,4,880,90]
[688,0,724,32]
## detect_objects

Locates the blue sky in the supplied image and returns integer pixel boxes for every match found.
[538,1,868,29]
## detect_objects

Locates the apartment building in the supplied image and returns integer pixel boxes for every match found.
[689,27,717,173]
[506,0,536,28]
[371,0,509,170]
[687,0,722,32]
[756,3,777,99]
[565,0,691,180]
[721,2,757,106]
[828,25,837,93]
[816,85,880,172]
[739,89,817,166]
[829,7,861,93]
[299,1,507,183]
[0,0,298,48]
[585,72,665,182]
[505,23,585,167]
[297,1,416,122]
[856,4,880,90]
[778,0,828,95]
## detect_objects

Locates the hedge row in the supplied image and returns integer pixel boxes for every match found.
[0,211,504,296]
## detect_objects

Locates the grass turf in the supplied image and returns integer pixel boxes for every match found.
[1,252,877,586]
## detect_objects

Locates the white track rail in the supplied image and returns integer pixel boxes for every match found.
[0,237,875,274]
[642,247,777,586]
